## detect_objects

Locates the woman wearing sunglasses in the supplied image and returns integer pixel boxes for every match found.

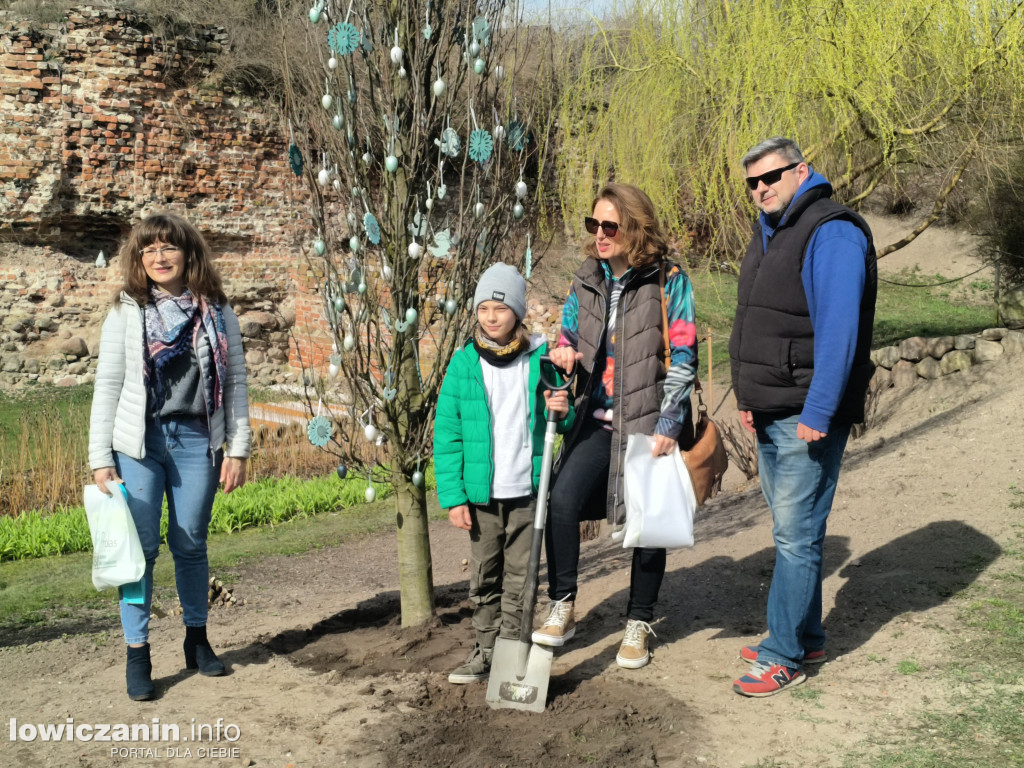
[533,183,698,668]
[89,213,251,700]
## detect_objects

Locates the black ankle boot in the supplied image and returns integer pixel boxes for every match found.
[126,644,155,701]
[183,625,225,676]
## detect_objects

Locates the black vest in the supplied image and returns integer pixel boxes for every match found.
[728,188,877,424]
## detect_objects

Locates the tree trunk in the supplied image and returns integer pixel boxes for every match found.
[393,476,435,626]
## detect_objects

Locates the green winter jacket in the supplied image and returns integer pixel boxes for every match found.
[433,337,575,509]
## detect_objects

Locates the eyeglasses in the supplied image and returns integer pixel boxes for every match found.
[583,217,620,238]
[141,245,181,258]
[745,162,800,191]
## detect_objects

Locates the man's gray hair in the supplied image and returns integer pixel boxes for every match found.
[741,137,805,171]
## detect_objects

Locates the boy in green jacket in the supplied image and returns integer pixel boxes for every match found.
[434,263,573,684]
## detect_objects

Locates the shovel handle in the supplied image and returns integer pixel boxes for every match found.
[539,355,575,392]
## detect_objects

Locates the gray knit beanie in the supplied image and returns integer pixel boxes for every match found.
[473,262,527,320]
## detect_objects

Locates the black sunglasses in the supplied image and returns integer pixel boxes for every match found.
[584,217,619,237]
[745,162,800,190]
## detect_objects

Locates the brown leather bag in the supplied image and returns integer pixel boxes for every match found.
[659,264,729,505]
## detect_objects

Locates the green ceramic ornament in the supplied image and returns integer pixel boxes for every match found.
[385,155,399,173]
[336,463,348,479]
[412,470,424,487]
[513,203,525,219]
[445,299,457,315]
[474,58,485,74]
[405,307,418,324]
[349,236,360,253]
[333,295,345,313]
[314,237,326,256]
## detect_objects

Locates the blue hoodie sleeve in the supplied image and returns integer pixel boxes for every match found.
[799,220,868,432]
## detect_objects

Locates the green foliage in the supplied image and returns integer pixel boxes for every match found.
[0,467,436,562]
[983,148,1024,287]
[557,0,1024,263]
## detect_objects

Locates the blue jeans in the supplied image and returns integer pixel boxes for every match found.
[115,417,221,645]
[754,413,850,670]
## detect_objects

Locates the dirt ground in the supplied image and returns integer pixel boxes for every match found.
[2,226,1020,768]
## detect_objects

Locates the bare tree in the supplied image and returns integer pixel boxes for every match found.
[277,0,546,626]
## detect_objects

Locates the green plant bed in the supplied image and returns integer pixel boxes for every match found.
[0,466,436,562]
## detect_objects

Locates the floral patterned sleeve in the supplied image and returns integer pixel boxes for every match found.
[655,265,698,438]
[557,281,580,350]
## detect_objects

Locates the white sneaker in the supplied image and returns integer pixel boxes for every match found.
[531,595,576,647]
[616,619,656,669]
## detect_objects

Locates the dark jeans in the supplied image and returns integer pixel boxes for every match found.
[545,419,666,622]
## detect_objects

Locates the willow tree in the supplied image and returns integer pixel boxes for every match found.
[556,0,1024,261]
[278,0,547,626]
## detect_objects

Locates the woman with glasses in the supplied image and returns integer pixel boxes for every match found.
[531,183,697,669]
[89,213,251,700]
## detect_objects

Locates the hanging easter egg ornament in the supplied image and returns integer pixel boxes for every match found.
[390,40,404,65]
[407,241,421,259]
[364,485,376,503]
[363,212,381,245]
[289,144,303,176]
[433,78,446,98]
[306,415,332,447]
[333,177,341,192]
[474,201,485,219]
[352,186,361,198]
[328,56,338,70]
[308,1,323,24]
[314,233,326,255]
[409,210,428,237]
[516,178,528,199]
[469,39,481,57]
[405,307,418,324]
[385,155,399,173]
[473,16,492,47]
[346,211,358,229]
[336,463,348,479]
[436,183,447,199]
[343,334,355,351]
[507,120,529,152]
[424,198,433,211]
[349,235,360,253]
[328,361,340,378]
[412,470,424,488]
[332,112,343,130]
[468,130,494,164]
[494,65,505,82]
[513,203,525,219]
[474,58,485,75]
[364,423,378,441]
[436,128,461,158]
[333,294,345,313]
[328,22,360,56]
[445,298,458,315]
[318,167,330,186]
[357,281,367,294]
[399,67,407,79]
[362,150,372,165]
[382,264,393,282]
[429,229,452,258]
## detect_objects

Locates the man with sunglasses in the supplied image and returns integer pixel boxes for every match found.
[729,137,877,697]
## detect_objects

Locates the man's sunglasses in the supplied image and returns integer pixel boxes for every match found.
[745,162,800,190]
[584,217,619,237]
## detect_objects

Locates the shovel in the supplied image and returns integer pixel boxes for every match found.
[486,356,573,713]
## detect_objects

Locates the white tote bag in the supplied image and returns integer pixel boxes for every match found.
[620,434,697,549]
[84,483,145,591]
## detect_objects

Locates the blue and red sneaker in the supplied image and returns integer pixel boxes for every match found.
[733,662,806,697]
[739,645,826,665]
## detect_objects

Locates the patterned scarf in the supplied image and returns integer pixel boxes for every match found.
[472,327,526,368]
[143,285,228,417]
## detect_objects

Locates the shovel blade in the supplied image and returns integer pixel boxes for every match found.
[485,637,553,713]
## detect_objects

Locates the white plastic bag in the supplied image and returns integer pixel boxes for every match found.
[620,434,697,549]
[84,483,145,591]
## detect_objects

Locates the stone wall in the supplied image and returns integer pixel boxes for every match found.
[869,328,1024,392]
[0,5,312,384]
